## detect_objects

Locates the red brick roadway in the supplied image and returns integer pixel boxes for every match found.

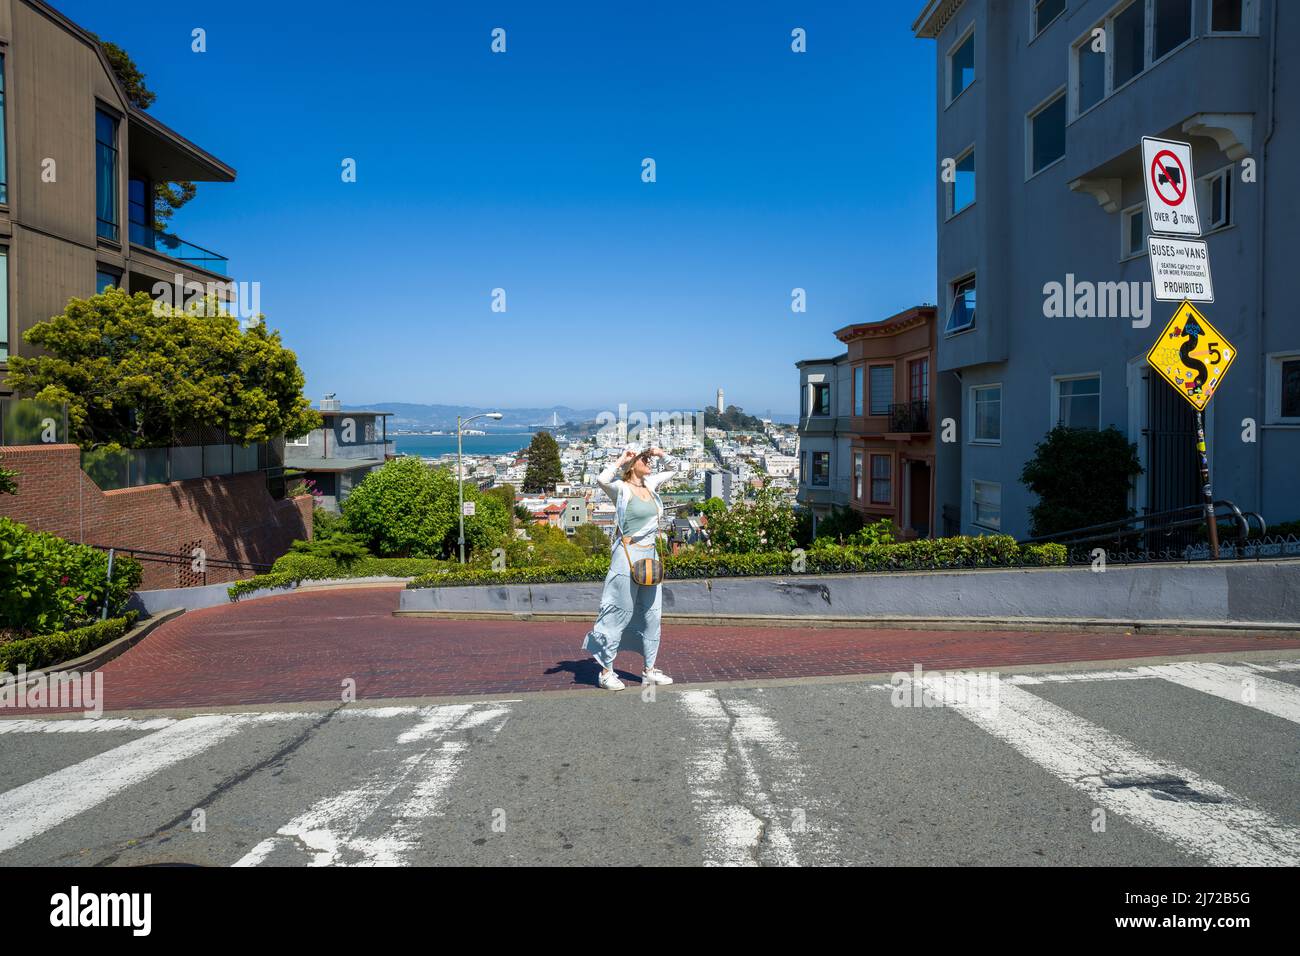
[10,586,1300,714]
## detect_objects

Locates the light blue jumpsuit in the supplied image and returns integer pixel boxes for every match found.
[582,454,678,670]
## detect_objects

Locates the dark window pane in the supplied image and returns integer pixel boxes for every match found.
[1078,41,1105,112]
[947,278,976,334]
[1154,0,1192,59]
[950,34,974,101]
[1282,360,1300,419]
[1032,95,1066,172]
[1036,0,1066,34]
[953,150,975,212]
[1212,0,1244,31]
[1114,2,1146,86]
[870,366,894,416]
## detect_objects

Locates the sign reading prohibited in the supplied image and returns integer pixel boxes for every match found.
[1147,236,1214,302]
[1141,137,1201,236]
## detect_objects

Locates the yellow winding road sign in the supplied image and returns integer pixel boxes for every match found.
[1145,300,1236,411]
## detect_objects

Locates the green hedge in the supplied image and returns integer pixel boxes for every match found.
[407,535,1067,589]
[0,613,138,672]
[228,553,450,601]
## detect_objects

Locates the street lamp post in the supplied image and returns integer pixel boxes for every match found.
[457,411,504,564]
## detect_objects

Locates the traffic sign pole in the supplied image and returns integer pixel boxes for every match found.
[1194,412,1219,559]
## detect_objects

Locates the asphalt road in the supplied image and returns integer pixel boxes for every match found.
[2,654,1298,867]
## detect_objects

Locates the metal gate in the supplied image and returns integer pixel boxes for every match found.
[1143,370,1200,550]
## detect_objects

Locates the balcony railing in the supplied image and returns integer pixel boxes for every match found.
[130,220,228,276]
[888,400,930,434]
[81,440,281,491]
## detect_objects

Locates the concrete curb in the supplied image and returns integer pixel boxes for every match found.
[2,608,185,689]
[396,559,1300,633]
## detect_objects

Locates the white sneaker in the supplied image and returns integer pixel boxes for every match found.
[642,668,674,685]
[598,669,626,690]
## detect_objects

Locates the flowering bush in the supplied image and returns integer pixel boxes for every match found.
[0,518,142,636]
[699,481,796,554]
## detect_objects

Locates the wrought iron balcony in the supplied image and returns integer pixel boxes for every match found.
[888,400,930,434]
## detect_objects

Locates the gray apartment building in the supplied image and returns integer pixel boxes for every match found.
[0,0,236,391]
[284,396,394,512]
[914,0,1298,538]
[795,354,852,521]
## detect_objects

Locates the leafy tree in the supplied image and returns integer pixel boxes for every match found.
[573,522,612,556]
[702,481,795,554]
[287,533,370,568]
[5,289,319,450]
[522,431,563,493]
[342,457,510,559]
[513,504,533,525]
[482,482,517,523]
[1021,425,1144,538]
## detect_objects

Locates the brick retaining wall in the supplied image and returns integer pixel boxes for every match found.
[0,444,312,589]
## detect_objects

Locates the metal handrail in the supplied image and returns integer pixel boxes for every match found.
[1018,499,1255,549]
[87,543,273,574]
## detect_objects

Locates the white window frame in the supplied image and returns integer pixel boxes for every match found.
[853,450,863,500]
[286,433,312,448]
[1033,0,1067,38]
[1264,351,1300,426]
[969,383,1002,445]
[1120,202,1147,260]
[971,479,1002,531]
[1025,87,1067,180]
[945,24,976,108]
[947,144,976,219]
[1196,163,1233,232]
[1206,0,1259,35]
[946,272,977,336]
[1051,372,1103,431]
[1070,28,1108,121]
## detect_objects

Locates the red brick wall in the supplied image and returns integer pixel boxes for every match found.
[0,444,313,589]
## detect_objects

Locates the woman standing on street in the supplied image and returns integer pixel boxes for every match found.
[582,445,677,690]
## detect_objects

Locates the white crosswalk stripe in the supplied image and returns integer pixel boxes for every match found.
[0,713,295,854]
[920,673,1300,867]
[233,702,511,867]
[1139,662,1300,725]
[679,689,837,867]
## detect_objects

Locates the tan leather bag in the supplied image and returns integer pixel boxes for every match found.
[619,489,664,586]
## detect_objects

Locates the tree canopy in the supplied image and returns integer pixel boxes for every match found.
[522,431,563,493]
[5,288,320,450]
[342,457,511,559]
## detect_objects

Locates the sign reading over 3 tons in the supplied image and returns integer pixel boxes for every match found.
[1147,236,1214,302]
[1141,136,1201,237]
[1145,300,1235,411]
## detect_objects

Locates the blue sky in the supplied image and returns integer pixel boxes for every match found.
[58,0,936,418]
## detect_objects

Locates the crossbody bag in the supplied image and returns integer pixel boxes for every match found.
[618,486,664,587]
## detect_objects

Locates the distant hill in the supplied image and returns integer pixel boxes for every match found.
[704,405,767,431]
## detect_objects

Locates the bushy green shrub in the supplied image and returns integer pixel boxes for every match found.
[0,613,138,672]
[1021,425,1143,538]
[0,518,142,636]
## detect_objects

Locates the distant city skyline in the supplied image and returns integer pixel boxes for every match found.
[52,0,937,413]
